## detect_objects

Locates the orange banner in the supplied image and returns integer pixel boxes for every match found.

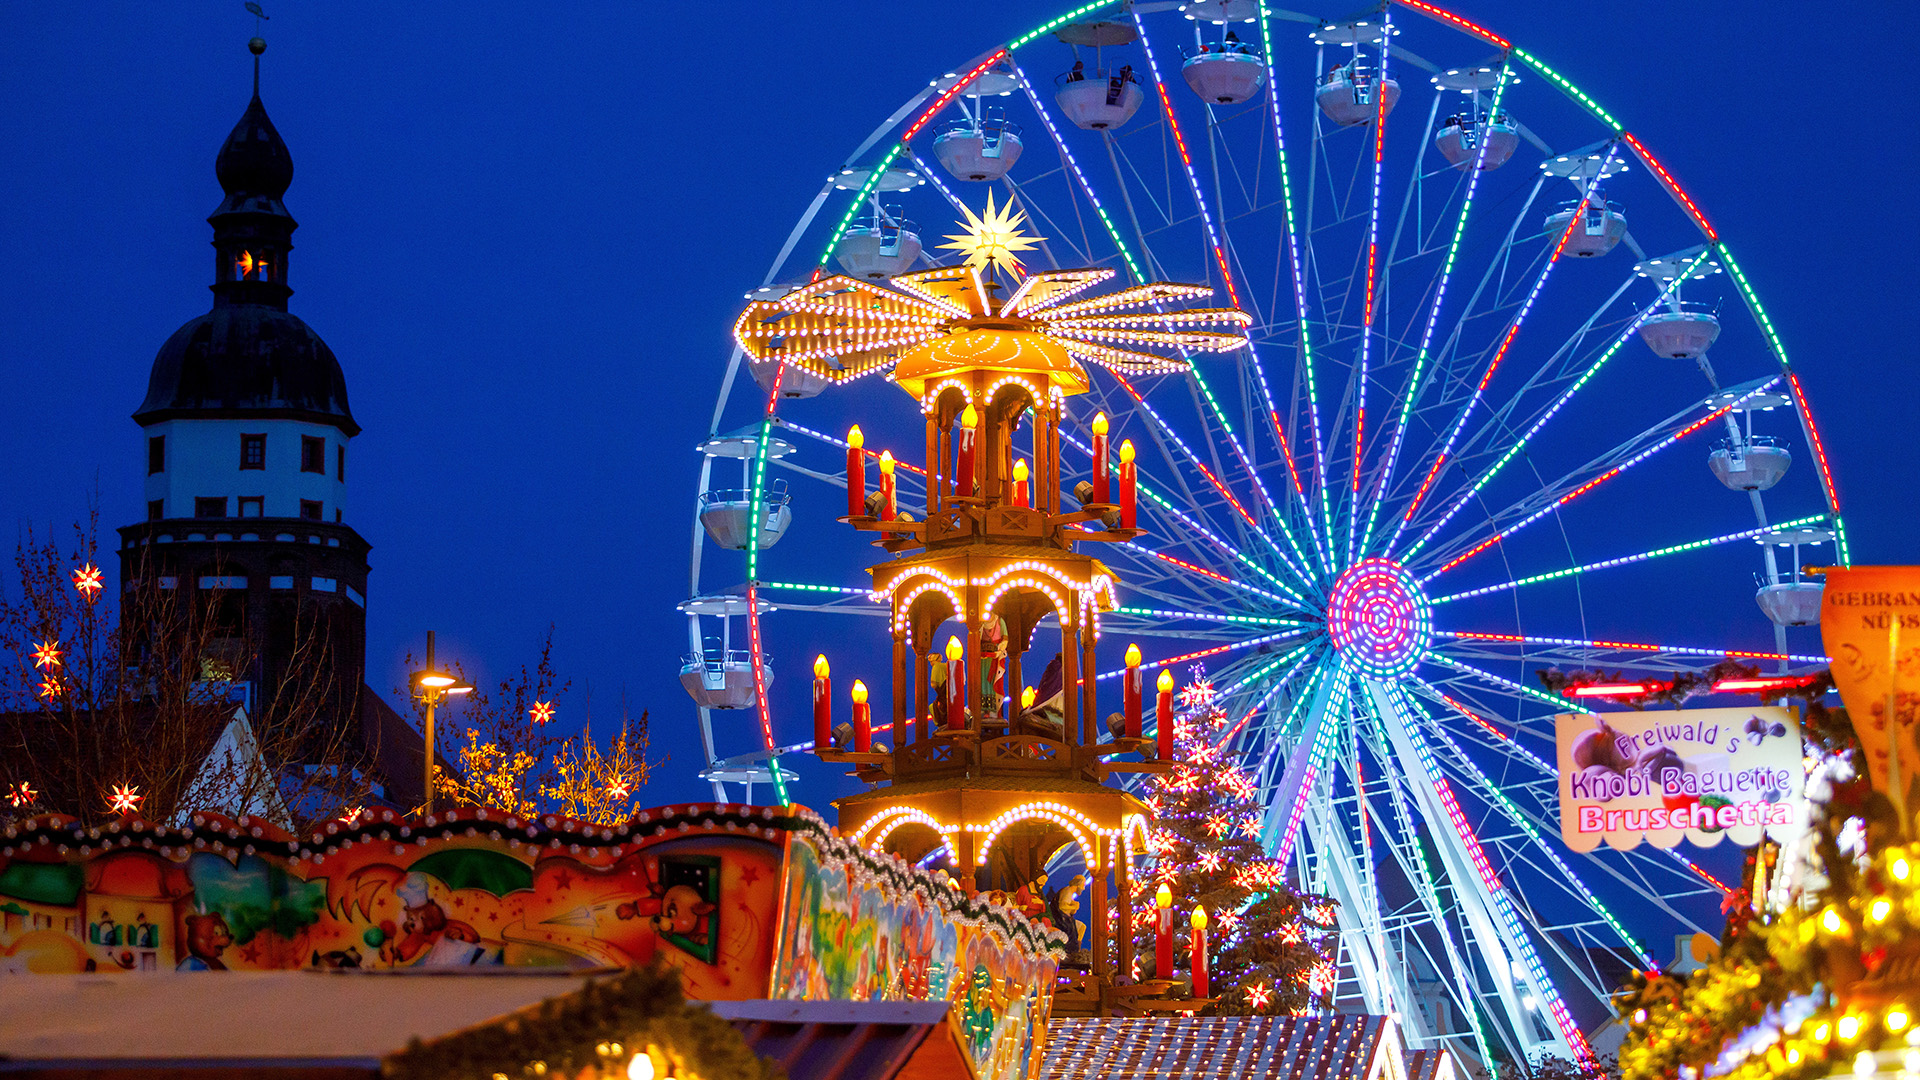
[1820,566,1920,811]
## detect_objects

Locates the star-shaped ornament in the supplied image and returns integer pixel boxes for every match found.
[108,784,142,815]
[72,564,103,600]
[32,640,63,671]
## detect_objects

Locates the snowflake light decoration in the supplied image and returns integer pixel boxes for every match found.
[529,700,555,726]
[72,563,103,601]
[6,781,35,808]
[108,784,142,815]
[734,204,1250,391]
[32,639,63,671]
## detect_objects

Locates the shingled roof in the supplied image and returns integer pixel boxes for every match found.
[1040,1014,1410,1080]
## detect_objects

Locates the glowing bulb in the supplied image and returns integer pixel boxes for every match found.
[1191,905,1208,930]
[1889,1008,1912,1033]
[627,1051,655,1080]
[1157,669,1174,694]
[851,679,868,704]
[1092,411,1108,436]
[1816,1022,1833,1043]
[1841,1015,1862,1041]
[1125,643,1142,668]
[1633,1009,1648,1024]
[946,635,964,663]
[961,404,979,427]
[880,449,895,474]
[1021,686,1036,709]
[1156,883,1172,910]
[1120,439,1135,463]
[1013,458,1029,481]
[814,654,830,679]
[1853,1050,1876,1077]
[1873,897,1893,923]
[1823,907,1847,934]
[1894,857,1912,882]
[848,424,864,450]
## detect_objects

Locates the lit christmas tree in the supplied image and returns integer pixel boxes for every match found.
[1131,669,1339,1014]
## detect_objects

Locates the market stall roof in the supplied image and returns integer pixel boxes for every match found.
[0,971,598,1076]
[1039,1014,1408,1080]
[708,1000,970,1080]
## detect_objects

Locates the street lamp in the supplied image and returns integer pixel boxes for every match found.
[410,630,472,815]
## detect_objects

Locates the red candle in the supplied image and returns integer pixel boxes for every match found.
[944,635,967,730]
[1123,644,1143,739]
[1090,412,1110,504]
[955,404,979,498]
[1012,458,1030,508]
[812,654,831,752]
[1119,439,1137,529]
[1155,669,1174,761]
[1155,883,1173,977]
[851,679,872,753]
[878,451,897,521]
[1191,906,1209,998]
[847,426,866,518]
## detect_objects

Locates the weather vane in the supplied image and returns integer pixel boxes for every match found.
[245,2,270,25]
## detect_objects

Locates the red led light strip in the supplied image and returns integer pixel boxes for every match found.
[1621,131,1718,242]
[1787,371,1840,512]
[1390,0,1511,48]
[1270,411,1307,498]
[1566,681,1668,698]
[1401,452,1446,521]
[1438,403,1735,573]
[1149,80,1241,310]
[859,446,928,477]
[903,50,1009,142]
[1154,550,1237,587]
[1438,691,1508,741]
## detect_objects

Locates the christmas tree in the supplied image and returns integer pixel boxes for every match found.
[1131,669,1339,1014]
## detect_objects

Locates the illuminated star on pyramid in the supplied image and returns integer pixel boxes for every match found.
[937,192,1043,274]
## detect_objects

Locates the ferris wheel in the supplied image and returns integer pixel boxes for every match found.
[684,0,1845,1067]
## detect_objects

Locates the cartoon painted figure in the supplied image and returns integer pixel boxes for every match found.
[383,872,479,965]
[176,911,232,970]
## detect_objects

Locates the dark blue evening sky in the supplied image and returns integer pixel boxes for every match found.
[2,0,1913,825]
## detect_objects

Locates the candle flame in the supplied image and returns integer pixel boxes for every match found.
[851,679,868,704]
[1125,643,1141,668]
[1156,882,1173,909]
[1120,439,1136,464]
[814,654,830,678]
[848,424,864,450]
[1092,411,1109,436]
[1013,458,1029,481]
[960,403,979,428]
[1021,686,1036,708]
[879,449,895,474]
[945,635,964,662]
[1157,669,1175,693]
[1191,905,1208,930]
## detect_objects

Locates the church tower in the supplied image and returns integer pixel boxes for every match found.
[115,39,420,805]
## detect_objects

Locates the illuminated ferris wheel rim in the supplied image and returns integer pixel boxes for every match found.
[689,0,1845,1066]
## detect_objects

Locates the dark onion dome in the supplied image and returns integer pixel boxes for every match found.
[135,306,358,434]
[135,60,359,436]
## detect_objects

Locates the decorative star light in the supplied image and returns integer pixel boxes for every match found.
[341,805,365,825]
[108,784,142,815]
[6,781,35,808]
[36,676,64,700]
[1206,814,1230,838]
[530,700,555,726]
[1178,678,1218,710]
[605,776,631,802]
[937,192,1044,274]
[1248,982,1274,1010]
[734,206,1250,390]
[1199,850,1224,872]
[32,639,63,671]
[72,564,103,600]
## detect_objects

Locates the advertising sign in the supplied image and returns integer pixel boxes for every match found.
[1556,706,1806,851]
[1819,565,1920,807]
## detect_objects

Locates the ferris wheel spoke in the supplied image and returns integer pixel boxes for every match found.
[1422,651,1568,711]
[1433,631,1829,669]
[1416,377,1782,579]
[1397,247,1715,562]
[1011,62,1148,282]
[1428,511,1830,607]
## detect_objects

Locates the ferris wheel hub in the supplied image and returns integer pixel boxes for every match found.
[1325,558,1432,680]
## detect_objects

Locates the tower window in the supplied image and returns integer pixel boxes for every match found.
[299,499,323,521]
[148,500,164,521]
[233,250,271,282]
[336,444,346,481]
[238,497,263,518]
[195,497,228,518]
[240,433,266,470]
[301,436,326,474]
[148,436,165,474]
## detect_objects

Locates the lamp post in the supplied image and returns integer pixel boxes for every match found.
[411,630,473,816]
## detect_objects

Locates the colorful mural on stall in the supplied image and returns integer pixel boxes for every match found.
[0,804,784,999]
[771,826,1064,1080]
